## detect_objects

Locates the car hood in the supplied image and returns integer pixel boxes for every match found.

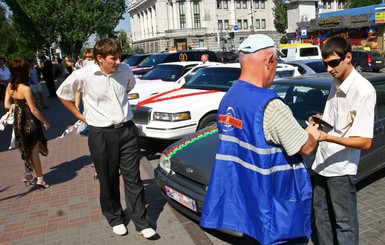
[136,88,225,110]
[163,128,315,186]
[164,128,219,185]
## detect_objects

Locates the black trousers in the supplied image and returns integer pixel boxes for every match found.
[44,76,56,97]
[88,121,150,230]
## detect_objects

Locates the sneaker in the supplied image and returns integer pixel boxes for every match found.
[112,224,127,235]
[138,227,156,239]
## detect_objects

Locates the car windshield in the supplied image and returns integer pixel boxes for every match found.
[183,67,298,92]
[140,65,184,81]
[124,55,147,67]
[137,54,168,67]
[270,84,330,127]
[183,67,241,92]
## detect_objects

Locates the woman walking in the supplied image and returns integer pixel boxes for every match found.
[4,60,50,189]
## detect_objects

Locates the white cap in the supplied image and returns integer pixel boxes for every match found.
[238,34,283,56]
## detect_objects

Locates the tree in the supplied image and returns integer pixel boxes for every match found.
[272,0,288,34]
[347,0,382,8]
[1,0,126,59]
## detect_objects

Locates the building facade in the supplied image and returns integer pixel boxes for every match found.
[128,0,283,52]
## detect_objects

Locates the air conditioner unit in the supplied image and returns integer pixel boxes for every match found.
[302,15,310,22]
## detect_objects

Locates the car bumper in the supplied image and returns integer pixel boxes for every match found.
[136,123,197,140]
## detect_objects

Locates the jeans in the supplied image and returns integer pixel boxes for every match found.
[312,174,358,245]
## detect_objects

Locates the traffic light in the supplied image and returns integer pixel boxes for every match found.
[43,48,49,57]
[229,32,235,39]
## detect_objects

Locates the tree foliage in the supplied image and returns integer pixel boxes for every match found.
[272,0,288,34]
[347,0,382,8]
[0,0,126,59]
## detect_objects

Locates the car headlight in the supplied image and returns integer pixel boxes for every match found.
[127,93,139,100]
[159,153,174,174]
[153,111,191,122]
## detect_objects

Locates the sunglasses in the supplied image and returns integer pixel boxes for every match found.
[323,57,345,68]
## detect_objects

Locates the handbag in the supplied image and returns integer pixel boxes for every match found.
[0,104,15,131]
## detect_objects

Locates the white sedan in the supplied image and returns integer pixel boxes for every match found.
[132,63,300,140]
[128,61,221,105]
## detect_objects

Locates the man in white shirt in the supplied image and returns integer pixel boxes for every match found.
[56,39,156,239]
[311,36,376,245]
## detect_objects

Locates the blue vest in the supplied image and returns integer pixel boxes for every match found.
[200,80,312,244]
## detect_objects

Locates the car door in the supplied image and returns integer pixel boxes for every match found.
[357,81,385,181]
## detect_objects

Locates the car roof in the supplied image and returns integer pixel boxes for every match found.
[284,59,323,64]
[273,72,385,87]
[155,61,203,67]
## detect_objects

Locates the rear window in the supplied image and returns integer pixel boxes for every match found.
[299,47,319,57]
[306,61,327,73]
[138,54,168,67]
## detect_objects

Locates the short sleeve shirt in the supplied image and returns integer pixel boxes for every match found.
[56,63,136,127]
[264,98,308,156]
[312,69,376,176]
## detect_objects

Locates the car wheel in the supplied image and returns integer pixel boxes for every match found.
[197,114,217,131]
[355,64,363,72]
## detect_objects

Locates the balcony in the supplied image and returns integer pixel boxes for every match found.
[164,28,208,38]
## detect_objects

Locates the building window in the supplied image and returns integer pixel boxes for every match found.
[242,0,247,8]
[254,0,259,9]
[261,19,266,29]
[179,2,186,29]
[217,0,222,9]
[237,19,242,29]
[193,1,201,28]
[255,19,260,29]
[218,20,223,30]
[223,0,228,9]
[236,0,241,9]
[224,19,229,30]
[243,19,248,29]
[337,0,346,9]
[261,0,265,9]
[199,39,205,47]
[322,0,332,9]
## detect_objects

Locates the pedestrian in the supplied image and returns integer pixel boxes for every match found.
[199,34,321,245]
[4,60,50,189]
[56,38,156,238]
[200,53,210,64]
[27,59,49,109]
[0,56,11,100]
[311,36,376,245]
[42,58,57,98]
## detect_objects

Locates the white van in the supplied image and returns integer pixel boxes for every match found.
[279,44,322,61]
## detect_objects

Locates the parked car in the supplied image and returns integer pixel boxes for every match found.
[279,43,322,62]
[351,50,385,72]
[283,59,327,75]
[215,51,238,63]
[123,53,152,68]
[131,50,218,77]
[128,62,221,103]
[154,72,385,224]
[131,63,300,140]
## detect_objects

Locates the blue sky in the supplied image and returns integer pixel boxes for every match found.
[115,12,131,32]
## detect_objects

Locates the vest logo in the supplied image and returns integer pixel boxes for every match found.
[218,107,242,131]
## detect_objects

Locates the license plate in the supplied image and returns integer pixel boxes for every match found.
[165,185,197,212]
[376,61,382,64]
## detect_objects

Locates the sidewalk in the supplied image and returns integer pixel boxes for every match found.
[0,93,204,245]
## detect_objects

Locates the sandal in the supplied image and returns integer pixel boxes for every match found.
[22,173,36,186]
[36,177,50,190]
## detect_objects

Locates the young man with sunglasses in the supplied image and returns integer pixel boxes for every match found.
[311,36,376,245]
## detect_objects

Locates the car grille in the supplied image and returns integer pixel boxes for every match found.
[131,105,152,125]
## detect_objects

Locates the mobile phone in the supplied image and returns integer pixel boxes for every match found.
[312,116,333,131]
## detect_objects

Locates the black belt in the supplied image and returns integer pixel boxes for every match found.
[105,121,131,129]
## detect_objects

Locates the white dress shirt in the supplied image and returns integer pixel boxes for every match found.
[312,69,376,176]
[57,63,136,127]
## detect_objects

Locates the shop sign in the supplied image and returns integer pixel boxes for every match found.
[375,11,385,23]
[351,14,370,23]
[318,17,341,27]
